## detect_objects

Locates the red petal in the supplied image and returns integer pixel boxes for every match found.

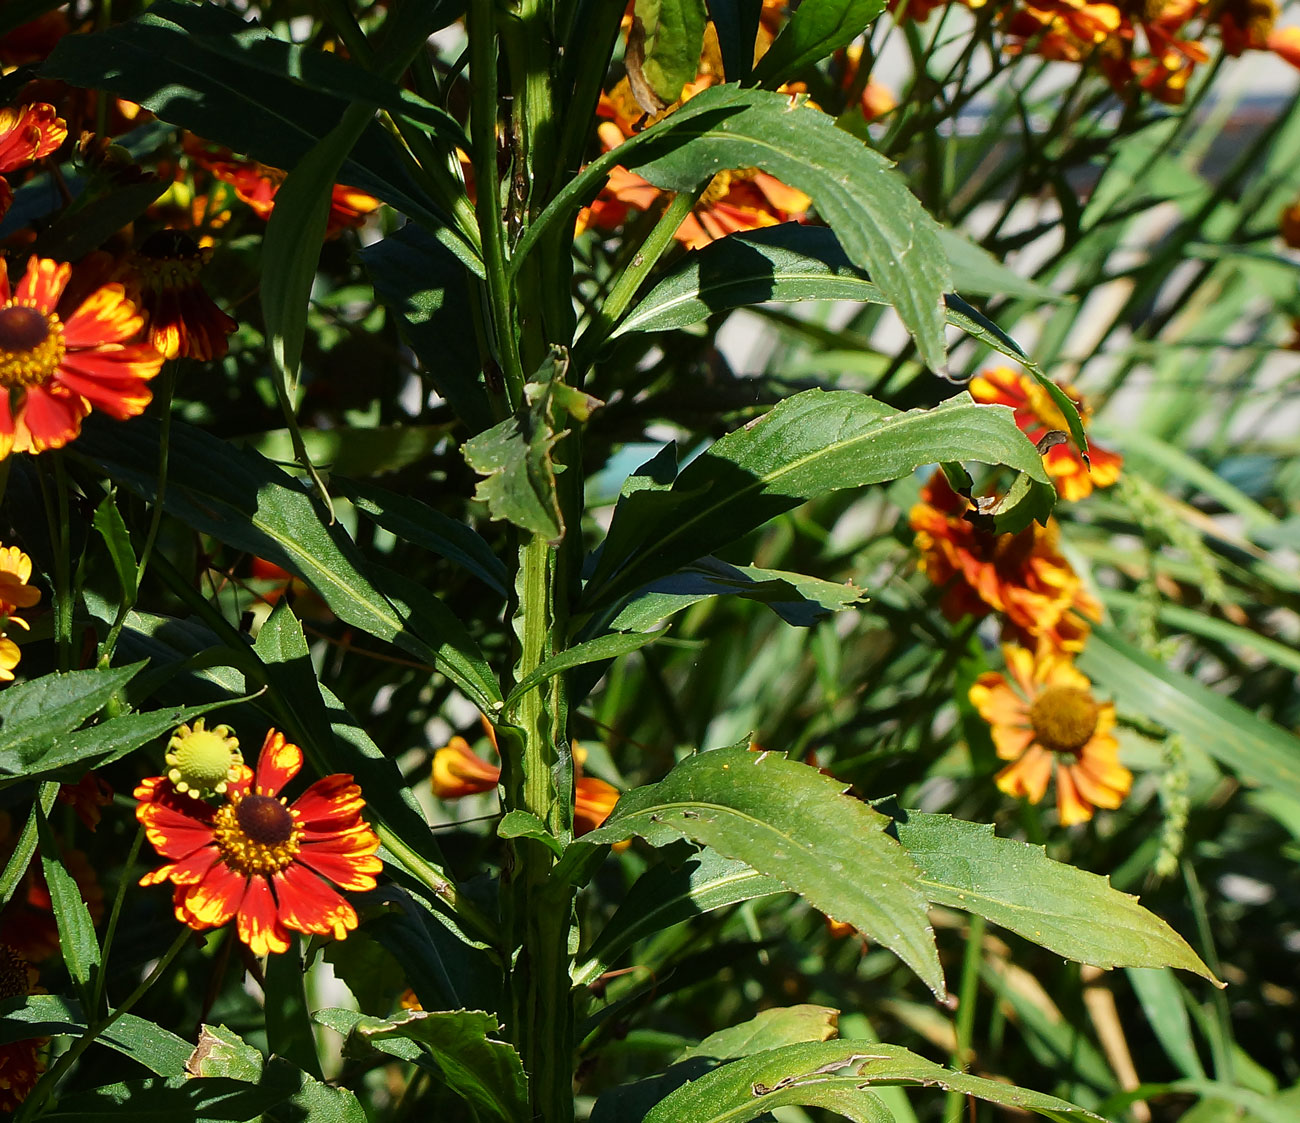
[237,875,290,955]
[297,836,381,892]
[136,800,215,860]
[177,860,244,928]
[11,383,88,453]
[272,862,358,939]
[62,284,146,347]
[254,730,302,795]
[15,258,70,314]
[291,774,364,829]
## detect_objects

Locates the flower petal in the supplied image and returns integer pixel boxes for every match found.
[61,284,145,347]
[272,862,358,940]
[254,730,302,795]
[178,860,244,928]
[291,774,365,830]
[14,258,70,314]
[296,834,382,892]
[236,875,290,955]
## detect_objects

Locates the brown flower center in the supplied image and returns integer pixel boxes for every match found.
[0,943,31,1000]
[213,794,301,876]
[135,230,206,290]
[1029,685,1099,755]
[0,305,64,389]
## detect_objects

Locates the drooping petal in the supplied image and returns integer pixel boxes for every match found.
[236,875,290,955]
[272,862,358,940]
[1054,764,1092,826]
[254,729,302,795]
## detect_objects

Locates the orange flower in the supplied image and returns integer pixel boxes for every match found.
[129,230,238,361]
[0,257,163,458]
[1270,25,1300,68]
[0,102,67,222]
[970,645,1131,825]
[969,366,1121,501]
[910,472,1100,652]
[432,729,620,835]
[247,558,332,623]
[136,729,382,956]
[0,544,38,682]
[188,143,379,238]
[0,943,44,1113]
[432,735,500,800]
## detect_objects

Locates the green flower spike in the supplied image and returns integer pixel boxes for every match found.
[167,719,243,800]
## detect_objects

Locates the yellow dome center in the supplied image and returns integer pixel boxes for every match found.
[1029,685,1099,755]
[166,719,243,799]
[0,305,64,389]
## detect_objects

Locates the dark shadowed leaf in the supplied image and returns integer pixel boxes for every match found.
[750,0,886,89]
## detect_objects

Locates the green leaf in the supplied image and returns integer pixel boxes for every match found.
[463,394,565,543]
[241,425,455,480]
[523,85,951,371]
[640,1041,1106,1123]
[0,784,57,908]
[498,811,563,857]
[0,995,191,1077]
[504,629,666,709]
[1079,627,1300,809]
[1,697,240,784]
[1126,968,1206,1080]
[750,0,886,89]
[936,228,1068,302]
[575,747,943,996]
[630,0,710,107]
[340,479,510,598]
[76,416,501,709]
[36,807,101,992]
[578,850,784,984]
[584,389,1048,611]
[188,1025,265,1081]
[321,1008,530,1123]
[0,663,144,770]
[611,226,1041,374]
[607,558,867,632]
[40,0,463,236]
[679,1006,841,1060]
[892,810,1218,982]
[92,492,138,600]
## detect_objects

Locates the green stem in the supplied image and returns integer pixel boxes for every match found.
[945,913,986,1123]
[468,0,525,404]
[43,455,74,671]
[375,823,499,948]
[89,826,145,1018]
[17,926,191,1122]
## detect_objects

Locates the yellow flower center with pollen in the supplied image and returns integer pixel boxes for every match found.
[0,305,65,390]
[167,719,243,799]
[213,793,302,876]
[1029,685,1099,755]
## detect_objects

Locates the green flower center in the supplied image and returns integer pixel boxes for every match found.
[1029,685,1099,755]
[166,719,243,799]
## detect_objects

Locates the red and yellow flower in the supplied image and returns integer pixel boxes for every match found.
[0,256,163,458]
[910,472,1101,652]
[432,727,620,836]
[136,728,382,956]
[970,644,1131,825]
[56,772,114,832]
[0,102,66,221]
[0,943,44,1113]
[0,544,38,682]
[969,366,1122,501]
[129,230,238,361]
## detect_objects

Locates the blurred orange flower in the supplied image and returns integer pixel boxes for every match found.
[0,102,67,221]
[970,644,1131,825]
[129,230,238,361]
[969,367,1122,501]
[0,943,44,1113]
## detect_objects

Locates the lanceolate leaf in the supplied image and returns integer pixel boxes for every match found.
[36,807,101,992]
[679,1006,841,1061]
[522,85,951,371]
[640,1041,1106,1123]
[504,629,667,709]
[0,663,144,770]
[583,389,1048,611]
[892,810,1218,982]
[706,0,763,81]
[575,748,944,996]
[1079,627,1300,809]
[750,0,886,89]
[610,225,1041,372]
[0,995,191,1077]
